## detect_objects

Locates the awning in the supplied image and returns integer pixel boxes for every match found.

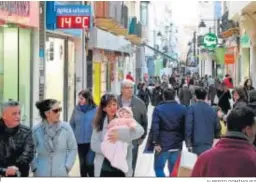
[143,43,178,63]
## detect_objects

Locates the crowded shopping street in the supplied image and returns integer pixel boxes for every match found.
[2,0,256,180]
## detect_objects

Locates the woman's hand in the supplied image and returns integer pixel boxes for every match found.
[108,129,119,143]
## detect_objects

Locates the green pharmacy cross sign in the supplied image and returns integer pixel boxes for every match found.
[203,33,218,50]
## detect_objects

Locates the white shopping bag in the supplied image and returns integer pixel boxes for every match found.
[178,142,198,177]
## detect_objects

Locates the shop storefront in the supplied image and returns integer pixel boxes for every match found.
[0,1,39,127]
[89,27,131,103]
[240,32,251,83]
[45,1,87,121]
[224,34,239,85]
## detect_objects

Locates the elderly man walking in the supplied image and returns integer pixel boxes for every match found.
[0,100,34,177]
[118,79,148,177]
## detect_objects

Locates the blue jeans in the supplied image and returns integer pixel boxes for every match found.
[154,151,180,177]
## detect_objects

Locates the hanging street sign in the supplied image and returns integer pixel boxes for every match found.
[240,32,250,48]
[203,33,218,50]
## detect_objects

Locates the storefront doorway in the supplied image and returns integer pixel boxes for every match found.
[45,37,65,120]
[0,26,32,127]
[45,36,76,121]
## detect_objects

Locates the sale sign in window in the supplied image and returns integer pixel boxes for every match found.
[55,5,91,29]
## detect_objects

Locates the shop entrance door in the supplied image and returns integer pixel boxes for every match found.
[45,37,65,120]
[67,40,75,121]
[0,27,32,127]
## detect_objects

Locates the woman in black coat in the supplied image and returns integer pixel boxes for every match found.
[137,83,151,109]
[217,83,231,114]
[243,79,254,102]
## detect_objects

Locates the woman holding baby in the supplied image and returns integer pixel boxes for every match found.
[90,93,144,177]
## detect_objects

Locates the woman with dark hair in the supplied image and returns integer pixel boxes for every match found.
[91,93,144,177]
[31,99,77,176]
[218,87,248,122]
[217,83,231,114]
[232,87,248,109]
[243,79,254,102]
[70,89,97,177]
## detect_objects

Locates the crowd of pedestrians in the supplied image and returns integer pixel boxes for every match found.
[1,72,256,177]
[0,78,148,177]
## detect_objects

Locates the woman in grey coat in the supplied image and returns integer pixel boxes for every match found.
[91,93,144,177]
[31,99,77,177]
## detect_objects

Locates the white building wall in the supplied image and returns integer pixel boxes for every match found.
[74,38,84,98]
[197,1,215,77]
[145,2,157,56]
[226,1,251,19]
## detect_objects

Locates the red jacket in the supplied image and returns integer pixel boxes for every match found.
[126,74,134,82]
[191,138,256,177]
[223,77,234,89]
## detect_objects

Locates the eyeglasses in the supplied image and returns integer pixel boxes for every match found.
[51,108,62,113]
[124,86,133,90]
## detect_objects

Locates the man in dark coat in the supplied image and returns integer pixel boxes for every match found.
[192,106,256,177]
[146,88,186,177]
[179,84,192,106]
[185,88,221,156]
[0,100,34,177]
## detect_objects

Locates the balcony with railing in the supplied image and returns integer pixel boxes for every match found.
[219,11,239,38]
[126,17,143,45]
[94,1,129,36]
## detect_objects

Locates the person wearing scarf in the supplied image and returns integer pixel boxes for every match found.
[31,99,77,177]
[70,90,97,177]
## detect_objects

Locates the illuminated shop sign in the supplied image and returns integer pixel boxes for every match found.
[0,1,30,17]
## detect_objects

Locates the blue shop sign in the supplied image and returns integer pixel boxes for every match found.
[46,1,91,37]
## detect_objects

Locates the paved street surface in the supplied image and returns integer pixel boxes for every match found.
[70,104,166,177]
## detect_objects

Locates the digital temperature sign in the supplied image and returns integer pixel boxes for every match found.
[55,4,91,29]
[56,16,90,29]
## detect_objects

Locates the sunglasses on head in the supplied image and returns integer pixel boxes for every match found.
[51,108,62,113]
[103,93,115,101]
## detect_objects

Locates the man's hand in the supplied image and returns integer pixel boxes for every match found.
[154,145,161,153]
[5,166,18,176]
[108,129,119,143]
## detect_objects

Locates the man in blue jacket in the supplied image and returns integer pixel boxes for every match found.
[151,88,187,177]
[185,87,221,156]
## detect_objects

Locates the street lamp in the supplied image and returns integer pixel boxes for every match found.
[157,31,162,37]
[198,20,208,37]
[199,20,206,28]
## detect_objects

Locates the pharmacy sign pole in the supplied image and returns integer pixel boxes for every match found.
[55,4,91,29]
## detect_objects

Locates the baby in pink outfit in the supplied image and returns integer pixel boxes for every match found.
[101,107,136,173]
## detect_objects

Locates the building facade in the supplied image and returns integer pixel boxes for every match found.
[0,1,40,127]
